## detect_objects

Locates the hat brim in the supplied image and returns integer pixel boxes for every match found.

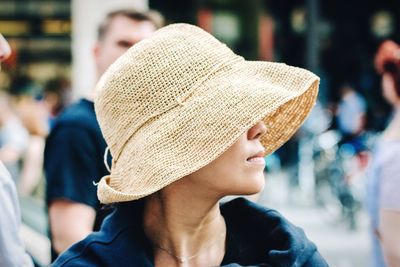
[98,60,319,204]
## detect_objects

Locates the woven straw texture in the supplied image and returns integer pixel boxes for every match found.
[94,23,319,204]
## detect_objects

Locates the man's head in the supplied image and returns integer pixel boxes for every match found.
[339,83,355,97]
[93,9,162,79]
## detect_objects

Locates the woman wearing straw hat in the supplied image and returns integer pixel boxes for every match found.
[53,24,327,266]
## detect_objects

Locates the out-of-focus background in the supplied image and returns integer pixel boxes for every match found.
[1,0,399,266]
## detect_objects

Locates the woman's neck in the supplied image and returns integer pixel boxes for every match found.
[143,189,226,266]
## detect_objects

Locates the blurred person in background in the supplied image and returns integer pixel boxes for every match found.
[43,77,72,129]
[0,91,29,181]
[9,75,49,138]
[365,40,400,267]
[44,9,163,260]
[336,83,367,148]
[0,33,34,267]
[5,75,49,196]
[8,75,50,196]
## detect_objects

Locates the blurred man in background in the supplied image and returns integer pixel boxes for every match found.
[0,33,34,267]
[44,9,163,260]
[336,83,367,144]
[0,91,29,181]
[7,76,50,197]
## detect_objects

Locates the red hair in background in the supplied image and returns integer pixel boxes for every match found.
[374,40,400,97]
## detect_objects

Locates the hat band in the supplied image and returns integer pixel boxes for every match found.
[103,146,112,173]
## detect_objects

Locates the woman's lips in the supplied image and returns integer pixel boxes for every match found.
[246,150,266,165]
[246,156,265,165]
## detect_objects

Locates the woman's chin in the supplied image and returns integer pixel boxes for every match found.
[232,174,266,196]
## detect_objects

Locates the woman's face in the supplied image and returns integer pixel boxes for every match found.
[185,121,267,197]
[382,73,400,106]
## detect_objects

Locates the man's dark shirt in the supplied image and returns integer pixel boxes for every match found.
[44,99,111,261]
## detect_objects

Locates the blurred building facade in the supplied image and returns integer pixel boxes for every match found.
[0,0,149,99]
[0,0,71,89]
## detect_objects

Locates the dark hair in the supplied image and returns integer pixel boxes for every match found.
[8,75,41,98]
[375,40,400,97]
[97,9,164,41]
[44,77,71,115]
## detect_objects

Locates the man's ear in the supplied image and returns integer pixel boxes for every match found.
[93,42,101,62]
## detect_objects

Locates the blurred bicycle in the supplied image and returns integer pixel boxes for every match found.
[313,130,375,230]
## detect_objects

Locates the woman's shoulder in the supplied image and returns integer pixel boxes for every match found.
[220,197,328,267]
[220,197,303,243]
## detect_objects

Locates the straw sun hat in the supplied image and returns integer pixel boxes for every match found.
[95,23,319,204]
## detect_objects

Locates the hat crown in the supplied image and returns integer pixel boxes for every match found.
[95,24,239,160]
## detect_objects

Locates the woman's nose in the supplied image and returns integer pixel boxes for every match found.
[247,121,267,140]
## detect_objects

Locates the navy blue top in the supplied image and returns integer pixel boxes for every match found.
[44,99,112,260]
[53,198,328,267]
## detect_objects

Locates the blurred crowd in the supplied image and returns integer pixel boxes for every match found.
[0,75,71,197]
[0,73,72,266]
